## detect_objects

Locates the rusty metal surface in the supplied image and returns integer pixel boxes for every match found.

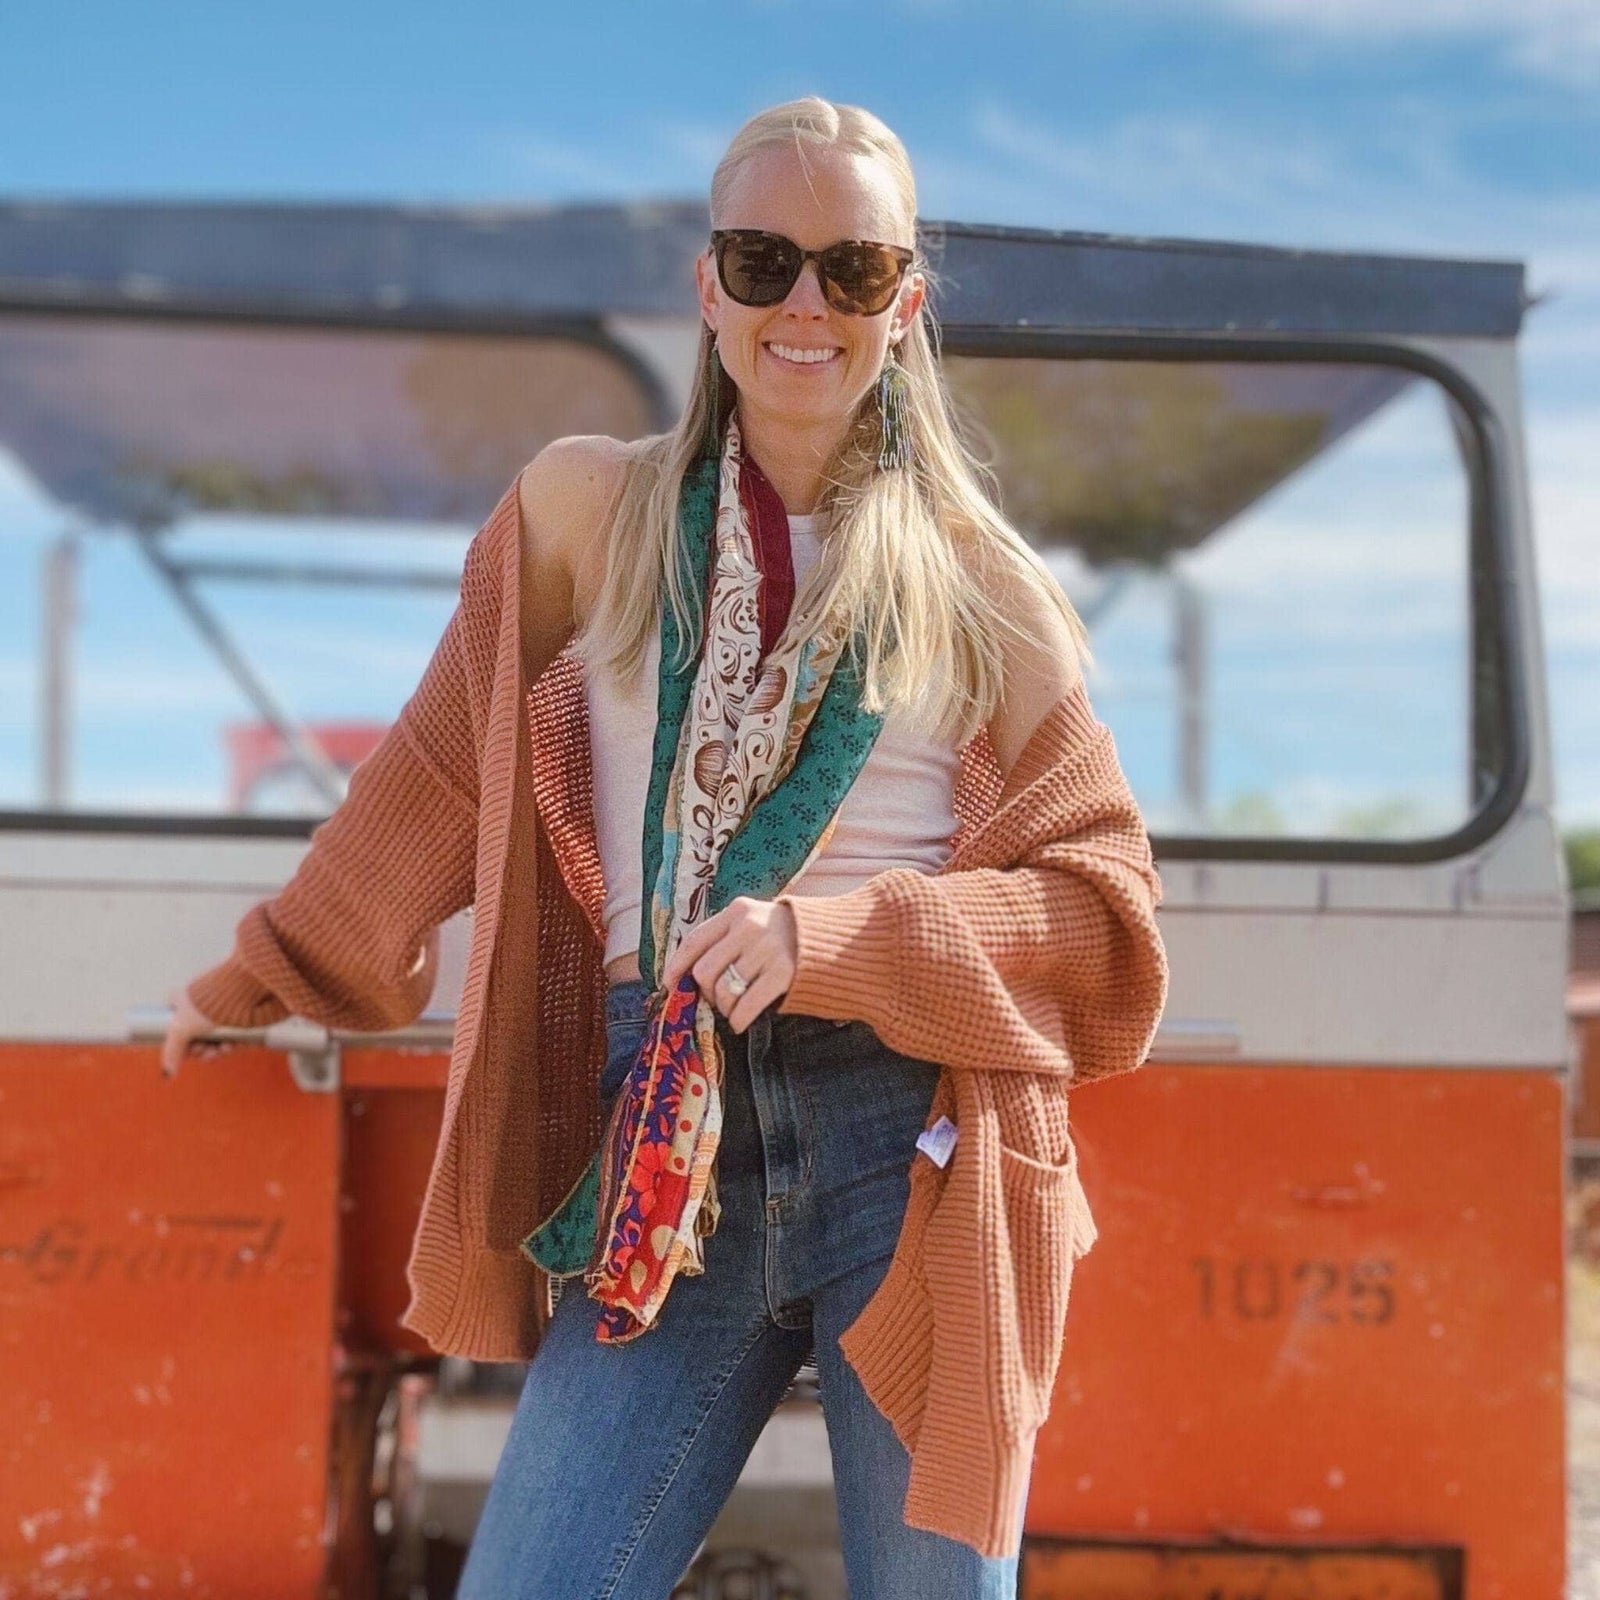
[1021,1539,1459,1598]
[338,1064,448,1362]
[0,1043,340,1596]
[1024,1061,1566,1600]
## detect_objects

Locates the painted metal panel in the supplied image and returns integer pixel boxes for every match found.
[0,1044,340,1595]
[0,875,1568,1069]
[1021,1540,1459,1599]
[0,201,1526,336]
[1024,1063,1564,1600]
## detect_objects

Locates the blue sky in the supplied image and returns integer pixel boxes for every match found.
[1,1,1595,831]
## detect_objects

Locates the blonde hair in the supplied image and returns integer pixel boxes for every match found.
[569,95,1092,749]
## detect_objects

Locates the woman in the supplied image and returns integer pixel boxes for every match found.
[162,98,1167,1598]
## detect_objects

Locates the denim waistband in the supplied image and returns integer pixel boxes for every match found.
[604,973,652,1024]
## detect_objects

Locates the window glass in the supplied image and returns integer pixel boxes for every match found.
[944,356,1478,842]
[0,314,655,819]
[0,325,1493,848]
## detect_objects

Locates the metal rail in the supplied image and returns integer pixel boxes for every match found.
[125,1005,455,1092]
[128,1005,1235,1090]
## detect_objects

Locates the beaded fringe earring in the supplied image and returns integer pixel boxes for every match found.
[700,333,731,461]
[876,348,912,472]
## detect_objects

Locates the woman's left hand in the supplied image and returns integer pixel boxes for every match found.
[659,896,798,1034]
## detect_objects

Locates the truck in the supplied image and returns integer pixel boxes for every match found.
[0,198,1565,1598]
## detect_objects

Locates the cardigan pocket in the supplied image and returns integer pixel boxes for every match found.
[996,1133,1096,1437]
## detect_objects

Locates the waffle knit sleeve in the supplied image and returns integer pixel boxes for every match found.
[184,523,496,1032]
[774,679,1167,1088]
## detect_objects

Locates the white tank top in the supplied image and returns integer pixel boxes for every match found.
[585,512,962,968]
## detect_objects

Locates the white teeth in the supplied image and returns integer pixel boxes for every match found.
[767,343,841,365]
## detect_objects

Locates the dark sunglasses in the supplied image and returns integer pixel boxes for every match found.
[710,229,915,317]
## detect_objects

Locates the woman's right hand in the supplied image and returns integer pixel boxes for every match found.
[160,986,232,1079]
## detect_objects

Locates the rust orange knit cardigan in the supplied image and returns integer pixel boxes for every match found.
[187,470,1170,1557]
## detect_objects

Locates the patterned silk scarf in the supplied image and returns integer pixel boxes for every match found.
[522,413,887,1343]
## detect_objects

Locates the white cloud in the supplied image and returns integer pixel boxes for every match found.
[967,104,1349,217]
[0,449,58,534]
[490,118,727,200]
[656,121,730,176]
[1525,409,1600,652]
[956,94,1600,273]
[1166,0,1600,89]
[498,135,645,196]
[68,779,223,812]
[0,660,238,731]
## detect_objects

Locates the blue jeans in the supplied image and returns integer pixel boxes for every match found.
[455,975,1025,1598]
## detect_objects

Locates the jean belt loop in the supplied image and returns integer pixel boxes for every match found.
[748,1001,774,1072]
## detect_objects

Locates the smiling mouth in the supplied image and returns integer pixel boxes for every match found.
[764,341,843,367]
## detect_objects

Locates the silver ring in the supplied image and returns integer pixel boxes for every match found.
[721,962,749,998]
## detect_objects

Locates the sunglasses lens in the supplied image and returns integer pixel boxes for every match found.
[718,234,800,306]
[714,232,911,315]
[821,243,906,315]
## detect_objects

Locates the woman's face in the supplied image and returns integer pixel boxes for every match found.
[696,142,925,435]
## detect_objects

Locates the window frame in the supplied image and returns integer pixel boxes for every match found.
[0,316,1528,866]
[0,303,672,841]
[936,327,1527,865]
